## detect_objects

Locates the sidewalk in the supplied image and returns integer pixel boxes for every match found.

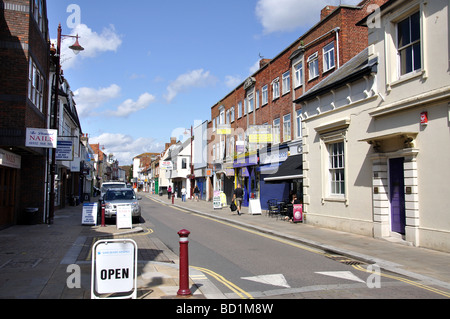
[0,199,222,299]
[151,193,450,291]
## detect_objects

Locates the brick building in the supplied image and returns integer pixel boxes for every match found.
[208,0,387,208]
[0,0,50,227]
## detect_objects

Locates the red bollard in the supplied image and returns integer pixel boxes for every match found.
[177,229,192,296]
[172,193,175,204]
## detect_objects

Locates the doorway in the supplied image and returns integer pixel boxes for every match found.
[389,158,406,235]
[0,166,17,227]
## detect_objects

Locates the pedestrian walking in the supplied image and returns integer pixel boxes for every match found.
[168,185,172,199]
[194,185,200,201]
[232,183,244,215]
[181,186,186,202]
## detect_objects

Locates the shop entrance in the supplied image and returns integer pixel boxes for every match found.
[0,166,17,227]
[389,158,406,235]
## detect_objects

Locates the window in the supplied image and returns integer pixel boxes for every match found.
[261,85,268,105]
[238,101,242,118]
[230,106,235,122]
[273,118,280,144]
[28,57,45,112]
[329,142,345,195]
[32,0,46,35]
[283,114,291,142]
[296,110,302,138]
[256,90,260,109]
[212,117,216,131]
[219,108,225,125]
[282,71,290,95]
[226,110,230,124]
[182,158,187,169]
[397,11,421,76]
[247,92,254,113]
[308,52,319,80]
[294,62,303,88]
[272,78,280,100]
[323,42,335,72]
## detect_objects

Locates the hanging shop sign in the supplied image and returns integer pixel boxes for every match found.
[160,161,173,170]
[56,141,74,161]
[25,128,58,149]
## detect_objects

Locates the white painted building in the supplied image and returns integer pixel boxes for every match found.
[296,0,450,252]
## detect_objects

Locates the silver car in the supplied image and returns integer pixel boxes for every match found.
[104,188,142,221]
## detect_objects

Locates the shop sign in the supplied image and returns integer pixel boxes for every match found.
[82,203,98,225]
[91,239,137,299]
[293,204,303,222]
[56,141,74,161]
[213,191,222,209]
[0,149,21,169]
[25,128,57,149]
[217,124,231,135]
[160,161,173,170]
[116,205,132,230]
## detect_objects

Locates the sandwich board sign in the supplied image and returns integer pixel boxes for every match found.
[248,199,262,215]
[82,203,98,225]
[91,239,138,299]
[116,204,132,230]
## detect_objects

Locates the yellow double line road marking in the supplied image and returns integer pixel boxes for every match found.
[193,266,253,299]
[353,264,450,298]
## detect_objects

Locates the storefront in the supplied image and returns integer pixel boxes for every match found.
[262,143,303,209]
[258,145,290,210]
[233,151,258,207]
[0,149,21,227]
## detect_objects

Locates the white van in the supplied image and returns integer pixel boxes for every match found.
[100,182,127,199]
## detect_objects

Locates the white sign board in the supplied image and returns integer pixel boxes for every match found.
[248,199,262,215]
[82,203,98,225]
[116,205,132,229]
[25,128,57,149]
[0,149,21,169]
[160,161,173,170]
[91,239,137,299]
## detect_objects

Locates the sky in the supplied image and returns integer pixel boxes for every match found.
[47,0,362,165]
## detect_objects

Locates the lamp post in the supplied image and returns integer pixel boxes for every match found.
[48,24,84,224]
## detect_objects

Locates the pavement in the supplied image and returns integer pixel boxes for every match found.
[1,193,450,299]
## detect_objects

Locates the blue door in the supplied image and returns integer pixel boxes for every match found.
[389,158,406,234]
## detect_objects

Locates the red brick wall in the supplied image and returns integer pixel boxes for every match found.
[211,0,388,144]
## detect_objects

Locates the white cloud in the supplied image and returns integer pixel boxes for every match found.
[224,75,242,89]
[57,23,122,69]
[90,133,163,165]
[74,84,121,117]
[74,85,155,118]
[164,69,217,103]
[255,0,362,34]
[107,93,156,118]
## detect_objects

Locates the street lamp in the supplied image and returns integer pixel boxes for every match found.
[48,24,84,225]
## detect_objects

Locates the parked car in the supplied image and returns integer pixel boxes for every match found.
[100,182,127,199]
[103,188,142,222]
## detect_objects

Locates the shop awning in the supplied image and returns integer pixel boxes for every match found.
[263,154,303,183]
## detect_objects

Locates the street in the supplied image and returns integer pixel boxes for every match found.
[139,196,450,299]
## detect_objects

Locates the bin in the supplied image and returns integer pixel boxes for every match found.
[25,208,39,225]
